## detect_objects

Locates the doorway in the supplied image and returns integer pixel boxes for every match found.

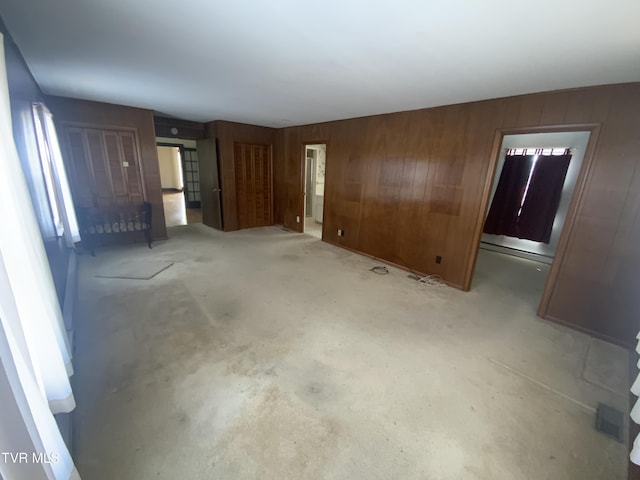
[472,130,591,314]
[156,142,202,226]
[303,144,326,239]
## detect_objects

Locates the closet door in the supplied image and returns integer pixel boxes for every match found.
[62,125,145,208]
[234,142,273,229]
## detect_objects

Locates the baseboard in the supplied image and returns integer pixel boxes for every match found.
[162,188,183,192]
[322,238,463,290]
[479,241,554,265]
[543,313,633,350]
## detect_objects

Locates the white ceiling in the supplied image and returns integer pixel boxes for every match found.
[2,0,639,127]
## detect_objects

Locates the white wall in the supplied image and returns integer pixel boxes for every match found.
[482,131,590,262]
[157,146,183,190]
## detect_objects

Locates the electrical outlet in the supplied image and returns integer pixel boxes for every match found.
[296,216,300,223]
[435,256,442,264]
[337,229,344,237]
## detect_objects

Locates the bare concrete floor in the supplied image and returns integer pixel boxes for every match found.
[72,225,630,479]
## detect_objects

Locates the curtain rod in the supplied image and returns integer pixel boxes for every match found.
[504,147,574,152]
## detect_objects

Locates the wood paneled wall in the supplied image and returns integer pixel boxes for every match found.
[275,83,640,347]
[206,120,276,231]
[154,116,205,139]
[45,96,167,240]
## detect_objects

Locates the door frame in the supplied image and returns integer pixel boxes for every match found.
[300,141,328,238]
[304,151,317,218]
[464,123,602,320]
[157,142,202,208]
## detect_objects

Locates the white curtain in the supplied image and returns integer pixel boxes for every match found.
[0,33,79,479]
[32,103,80,247]
[13,101,58,241]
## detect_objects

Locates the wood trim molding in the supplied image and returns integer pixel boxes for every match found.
[537,124,601,318]
[58,119,140,133]
[462,122,602,314]
[300,140,329,235]
[322,238,464,290]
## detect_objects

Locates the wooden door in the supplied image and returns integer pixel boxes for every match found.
[197,138,223,230]
[63,126,145,208]
[234,143,273,229]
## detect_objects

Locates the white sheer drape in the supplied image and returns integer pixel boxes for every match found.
[13,101,58,241]
[0,33,79,479]
[0,272,80,480]
[32,103,80,247]
[42,105,80,246]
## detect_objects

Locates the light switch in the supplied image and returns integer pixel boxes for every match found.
[122,161,129,167]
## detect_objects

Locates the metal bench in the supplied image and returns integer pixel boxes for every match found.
[78,202,152,256]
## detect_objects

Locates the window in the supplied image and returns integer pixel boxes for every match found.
[31,103,80,247]
[483,148,572,243]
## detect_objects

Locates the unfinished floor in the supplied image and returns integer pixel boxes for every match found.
[72,225,630,479]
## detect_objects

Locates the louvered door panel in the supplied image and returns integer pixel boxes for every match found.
[104,132,128,206]
[234,144,248,229]
[254,146,265,225]
[247,146,257,226]
[234,143,273,229]
[66,128,94,208]
[259,147,273,225]
[85,129,112,207]
[62,125,145,209]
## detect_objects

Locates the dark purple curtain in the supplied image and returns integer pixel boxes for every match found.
[483,155,534,237]
[517,154,571,243]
